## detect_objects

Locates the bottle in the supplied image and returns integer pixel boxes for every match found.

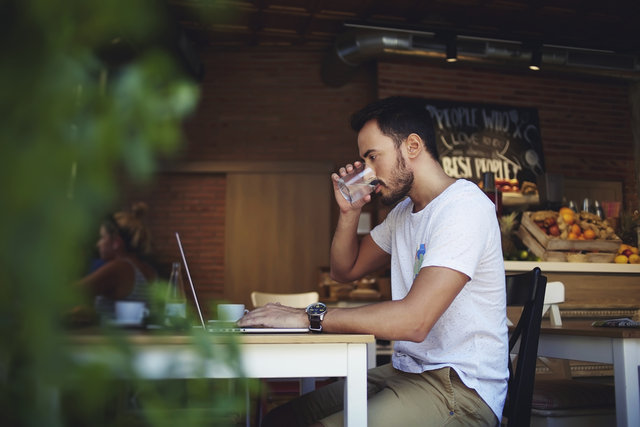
[482,172,503,217]
[594,200,604,219]
[165,262,187,328]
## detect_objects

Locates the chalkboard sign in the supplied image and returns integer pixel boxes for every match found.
[423,100,544,183]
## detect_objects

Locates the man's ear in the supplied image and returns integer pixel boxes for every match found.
[405,133,422,159]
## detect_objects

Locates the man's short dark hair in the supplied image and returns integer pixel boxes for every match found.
[350,96,438,160]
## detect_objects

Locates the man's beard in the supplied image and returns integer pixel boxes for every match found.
[380,153,414,206]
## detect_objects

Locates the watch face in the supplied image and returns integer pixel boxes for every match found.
[306,302,327,315]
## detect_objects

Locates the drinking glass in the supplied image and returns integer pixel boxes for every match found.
[337,165,379,204]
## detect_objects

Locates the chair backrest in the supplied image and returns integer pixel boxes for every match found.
[250,291,319,309]
[503,267,547,427]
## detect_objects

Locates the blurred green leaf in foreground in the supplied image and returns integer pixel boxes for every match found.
[0,1,252,425]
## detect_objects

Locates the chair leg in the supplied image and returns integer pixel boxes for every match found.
[549,304,562,326]
[300,378,316,394]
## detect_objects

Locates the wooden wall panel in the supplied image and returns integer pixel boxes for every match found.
[225,169,332,308]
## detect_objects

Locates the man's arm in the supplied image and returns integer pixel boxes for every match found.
[239,265,468,342]
[329,215,389,283]
[329,162,390,282]
[322,266,468,341]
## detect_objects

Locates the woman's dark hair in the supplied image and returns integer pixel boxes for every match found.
[350,96,438,160]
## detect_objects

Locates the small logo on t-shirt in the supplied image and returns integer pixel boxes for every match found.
[413,243,426,279]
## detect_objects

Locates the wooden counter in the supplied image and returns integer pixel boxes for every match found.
[504,261,640,274]
[505,261,640,315]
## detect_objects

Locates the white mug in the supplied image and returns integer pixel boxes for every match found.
[115,301,149,325]
[217,304,249,322]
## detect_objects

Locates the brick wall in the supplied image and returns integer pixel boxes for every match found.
[123,172,226,307]
[122,48,638,304]
[378,60,637,207]
[180,48,376,164]
[122,48,376,305]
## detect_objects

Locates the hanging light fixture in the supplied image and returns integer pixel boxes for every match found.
[446,36,458,62]
[529,46,542,70]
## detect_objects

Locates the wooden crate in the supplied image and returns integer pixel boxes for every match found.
[516,226,565,261]
[518,212,621,262]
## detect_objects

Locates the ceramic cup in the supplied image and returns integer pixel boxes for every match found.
[115,301,149,325]
[217,304,249,322]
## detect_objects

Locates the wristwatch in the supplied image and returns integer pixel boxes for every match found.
[305,302,327,332]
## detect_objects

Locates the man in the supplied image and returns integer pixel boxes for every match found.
[239,96,508,426]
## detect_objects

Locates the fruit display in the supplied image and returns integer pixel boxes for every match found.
[517,208,624,263]
[614,244,640,264]
[531,208,618,241]
[500,212,541,261]
[530,210,561,236]
[478,178,537,195]
[495,178,520,193]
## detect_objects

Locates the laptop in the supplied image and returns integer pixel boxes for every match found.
[175,232,308,333]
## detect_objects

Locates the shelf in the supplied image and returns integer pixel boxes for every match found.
[504,260,640,274]
[502,192,539,207]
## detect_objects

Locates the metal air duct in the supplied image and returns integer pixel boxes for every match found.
[322,27,640,86]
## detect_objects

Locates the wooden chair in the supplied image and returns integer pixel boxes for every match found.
[250,291,319,309]
[503,267,548,427]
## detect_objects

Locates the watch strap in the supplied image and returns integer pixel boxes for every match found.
[309,315,323,332]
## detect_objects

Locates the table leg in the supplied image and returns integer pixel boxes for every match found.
[344,343,367,427]
[612,339,639,427]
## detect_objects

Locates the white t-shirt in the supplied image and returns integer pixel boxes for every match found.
[370,179,508,420]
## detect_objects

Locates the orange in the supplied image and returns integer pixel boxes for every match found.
[568,232,578,240]
[559,207,575,216]
[570,224,581,235]
[583,229,596,240]
[629,254,640,264]
[561,213,575,225]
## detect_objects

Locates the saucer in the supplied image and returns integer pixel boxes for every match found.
[108,319,146,328]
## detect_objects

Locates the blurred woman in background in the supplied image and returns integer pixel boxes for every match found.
[78,202,157,320]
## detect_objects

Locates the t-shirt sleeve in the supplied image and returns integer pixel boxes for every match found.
[370,208,396,255]
[421,191,497,280]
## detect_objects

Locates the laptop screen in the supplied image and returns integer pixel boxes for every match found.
[175,232,308,333]
[175,232,207,329]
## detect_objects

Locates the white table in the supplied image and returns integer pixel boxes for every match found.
[68,332,375,427]
[536,320,640,427]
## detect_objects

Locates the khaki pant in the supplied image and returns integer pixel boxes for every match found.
[263,364,497,427]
